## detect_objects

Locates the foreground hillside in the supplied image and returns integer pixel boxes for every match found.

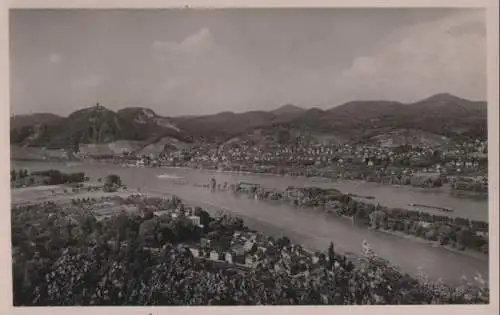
[10,93,486,150]
[11,187,489,306]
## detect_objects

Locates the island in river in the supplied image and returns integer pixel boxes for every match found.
[10,160,489,286]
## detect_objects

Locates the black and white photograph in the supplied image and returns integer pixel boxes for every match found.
[3,2,499,312]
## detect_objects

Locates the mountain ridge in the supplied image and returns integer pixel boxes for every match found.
[10,93,487,149]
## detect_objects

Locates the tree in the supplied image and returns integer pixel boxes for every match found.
[158,224,177,245]
[194,207,211,228]
[105,174,122,186]
[438,225,452,245]
[276,236,291,249]
[82,215,97,236]
[103,184,117,193]
[328,242,335,268]
[354,206,369,225]
[113,211,130,250]
[169,196,182,209]
[18,169,28,178]
[455,228,473,250]
[171,217,197,242]
[424,229,439,241]
[139,217,160,247]
[369,210,387,229]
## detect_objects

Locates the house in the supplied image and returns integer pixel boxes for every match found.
[312,255,320,264]
[189,247,200,258]
[200,238,211,248]
[189,215,201,226]
[231,244,246,256]
[245,255,255,267]
[419,221,431,229]
[476,231,488,238]
[232,251,246,265]
[210,250,220,261]
[198,248,209,258]
[225,252,233,264]
[243,239,257,254]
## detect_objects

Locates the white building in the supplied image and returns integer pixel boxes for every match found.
[189,215,201,226]
[210,250,220,261]
[225,252,233,264]
[189,247,200,258]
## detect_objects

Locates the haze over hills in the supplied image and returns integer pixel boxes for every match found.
[10,93,487,151]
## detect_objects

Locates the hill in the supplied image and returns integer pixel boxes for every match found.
[10,113,64,146]
[10,94,487,150]
[271,104,306,117]
[116,107,180,133]
[10,113,62,130]
[11,104,191,150]
[285,95,486,141]
[45,104,143,149]
[174,110,276,142]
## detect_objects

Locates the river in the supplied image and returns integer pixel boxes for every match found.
[11,160,490,286]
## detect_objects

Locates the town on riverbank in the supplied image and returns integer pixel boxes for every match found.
[10,169,491,306]
[11,135,489,195]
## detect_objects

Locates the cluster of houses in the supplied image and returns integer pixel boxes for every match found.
[180,227,340,275]
[46,134,487,182]
[152,204,204,229]
[186,232,265,268]
[178,140,487,175]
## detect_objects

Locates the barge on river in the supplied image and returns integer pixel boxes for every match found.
[408,203,454,213]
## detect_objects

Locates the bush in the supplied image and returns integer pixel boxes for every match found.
[105,174,122,187]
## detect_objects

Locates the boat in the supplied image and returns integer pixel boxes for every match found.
[408,203,454,212]
[157,173,183,180]
[347,193,375,200]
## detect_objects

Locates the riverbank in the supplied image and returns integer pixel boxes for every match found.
[227,183,488,255]
[10,183,133,206]
[17,183,482,262]
[9,160,490,284]
[9,185,361,267]
[11,185,490,305]
[14,157,488,198]
[325,213,487,261]
[373,227,488,261]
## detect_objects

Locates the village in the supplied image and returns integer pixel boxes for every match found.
[95,192,355,276]
[11,178,490,305]
[63,136,489,192]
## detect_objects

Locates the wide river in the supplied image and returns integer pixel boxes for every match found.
[11,161,490,286]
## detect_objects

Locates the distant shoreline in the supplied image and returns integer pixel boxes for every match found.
[10,157,489,201]
[104,161,489,199]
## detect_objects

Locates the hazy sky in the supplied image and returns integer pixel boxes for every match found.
[10,8,486,117]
